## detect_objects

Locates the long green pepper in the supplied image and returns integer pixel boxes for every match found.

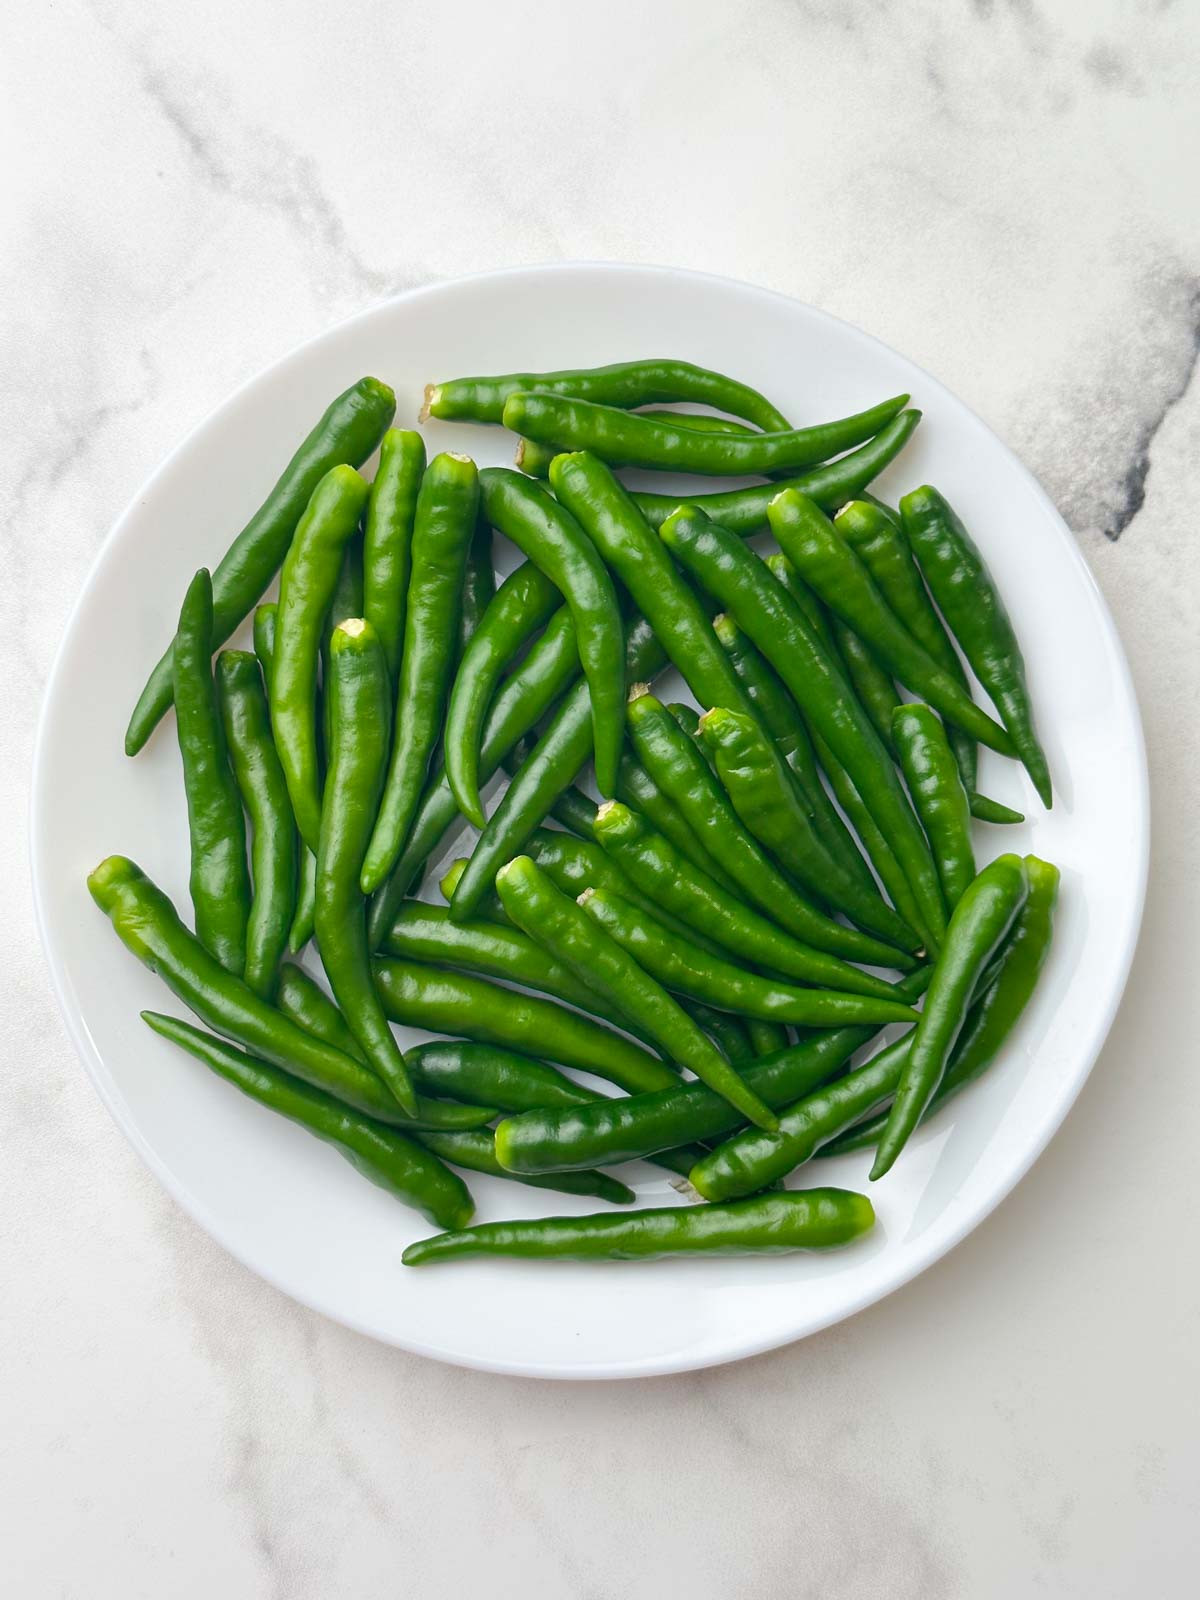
[891,703,976,909]
[362,427,425,678]
[253,603,316,954]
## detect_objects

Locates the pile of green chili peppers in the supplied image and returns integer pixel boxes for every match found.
[92,356,1059,1271]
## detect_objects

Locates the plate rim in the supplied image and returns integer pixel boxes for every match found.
[30,260,1150,1379]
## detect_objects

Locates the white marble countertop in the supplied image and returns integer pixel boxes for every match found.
[4,2,1198,1594]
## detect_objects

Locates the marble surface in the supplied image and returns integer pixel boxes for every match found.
[3,1,1198,1593]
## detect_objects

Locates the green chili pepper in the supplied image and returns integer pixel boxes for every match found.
[372,956,677,1096]
[444,561,562,825]
[173,569,250,974]
[416,1129,633,1206]
[593,801,914,999]
[252,601,278,675]
[822,855,1059,1156]
[405,1040,597,1114]
[318,535,365,760]
[269,465,370,852]
[626,692,910,968]
[831,620,901,750]
[768,490,1015,758]
[745,1020,789,1057]
[367,604,583,942]
[254,603,318,954]
[214,651,297,998]
[504,391,909,476]
[495,856,778,1131]
[403,1187,874,1266]
[88,857,464,1127]
[142,1011,473,1226]
[518,409,760,479]
[892,704,976,909]
[696,706,921,952]
[315,619,417,1115]
[662,509,947,950]
[631,409,922,533]
[424,357,791,430]
[871,853,1030,1178]
[126,377,395,756]
[362,428,425,679]
[900,486,1052,807]
[615,749,740,894]
[578,887,919,1027]
[458,516,496,653]
[478,468,624,796]
[693,1006,755,1067]
[362,453,480,892]
[448,612,667,921]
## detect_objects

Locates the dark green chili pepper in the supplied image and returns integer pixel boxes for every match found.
[768,490,1015,757]
[579,887,919,1027]
[616,749,740,894]
[696,705,921,952]
[518,409,760,479]
[252,601,278,676]
[661,508,947,950]
[871,853,1029,1178]
[831,620,900,750]
[900,486,1052,807]
[631,409,922,532]
[495,856,778,1131]
[366,604,582,943]
[593,801,914,999]
[319,534,365,767]
[892,704,976,909]
[745,1020,789,1057]
[626,692,910,968]
[711,612,872,888]
[372,956,677,1096]
[448,613,667,921]
[126,377,396,756]
[173,569,250,974]
[215,650,296,998]
[458,517,496,653]
[143,1011,473,1225]
[417,1127,634,1205]
[478,468,624,796]
[504,391,909,476]
[362,453,480,892]
[405,1039,599,1114]
[254,603,317,953]
[692,1006,755,1067]
[423,357,791,430]
[822,855,1059,1156]
[315,619,417,1115]
[444,561,562,825]
[88,856,455,1126]
[494,967,927,1174]
[548,783,599,839]
[270,465,371,852]
[362,427,425,679]
[403,1187,874,1266]
[546,451,763,725]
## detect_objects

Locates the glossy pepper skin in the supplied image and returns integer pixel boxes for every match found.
[660,506,947,951]
[768,490,1015,757]
[363,453,480,892]
[319,535,365,759]
[495,856,779,1131]
[631,409,922,532]
[823,856,1059,1156]
[626,691,909,969]
[315,620,417,1115]
[366,605,582,944]
[891,703,976,909]
[371,956,677,1097]
[403,1188,875,1267]
[872,853,1030,1178]
[578,887,919,1027]
[900,486,1052,808]
[478,468,624,797]
[448,613,667,921]
[87,857,451,1127]
[593,802,914,1001]
[125,377,395,756]
[215,650,297,998]
[697,706,921,953]
[253,604,317,954]
[173,569,250,974]
[143,1011,473,1226]
[615,749,740,894]
[362,428,425,679]
[416,1128,634,1206]
[444,561,561,825]
[517,408,761,479]
[270,464,371,852]
[495,968,928,1174]
[424,357,791,430]
[831,620,901,752]
[458,516,497,654]
[405,1040,597,1114]
[504,391,910,477]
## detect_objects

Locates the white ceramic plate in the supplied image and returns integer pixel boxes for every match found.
[31,264,1147,1379]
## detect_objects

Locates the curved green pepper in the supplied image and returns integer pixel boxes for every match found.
[892,703,976,909]
[362,427,425,678]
